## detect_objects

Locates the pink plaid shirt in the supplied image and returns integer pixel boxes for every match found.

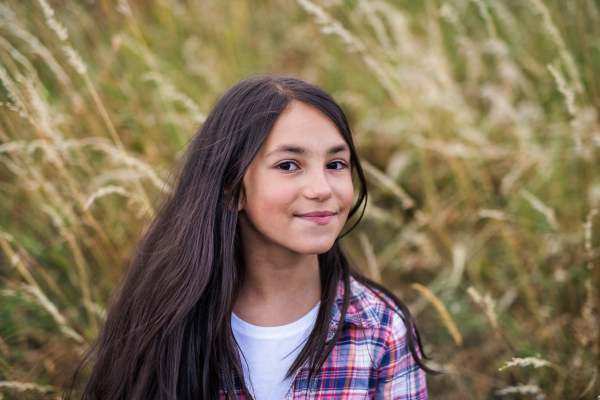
[220,276,428,399]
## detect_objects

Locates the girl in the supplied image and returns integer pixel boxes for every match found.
[66,76,436,399]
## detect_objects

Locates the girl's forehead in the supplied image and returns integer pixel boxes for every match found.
[259,102,348,154]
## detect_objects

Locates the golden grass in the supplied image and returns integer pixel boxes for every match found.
[0,0,598,398]
[411,283,463,347]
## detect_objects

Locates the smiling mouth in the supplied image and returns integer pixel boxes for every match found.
[295,211,337,225]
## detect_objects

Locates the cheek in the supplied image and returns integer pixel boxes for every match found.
[244,177,295,221]
[259,191,293,216]
[337,179,355,215]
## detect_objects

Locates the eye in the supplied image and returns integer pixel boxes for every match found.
[277,161,299,172]
[326,161,348,170]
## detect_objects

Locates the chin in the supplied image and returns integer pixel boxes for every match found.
[295,239,336,255]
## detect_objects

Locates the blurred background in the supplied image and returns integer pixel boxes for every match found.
[0,0,599,398]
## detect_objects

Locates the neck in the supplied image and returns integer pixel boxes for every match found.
[232,233,322,327]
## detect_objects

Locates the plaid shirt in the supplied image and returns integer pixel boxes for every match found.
[221,276,428,399]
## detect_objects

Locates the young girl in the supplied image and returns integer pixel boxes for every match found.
[66,76,435,400]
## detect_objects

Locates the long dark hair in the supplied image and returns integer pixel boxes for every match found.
[64,75,436,400]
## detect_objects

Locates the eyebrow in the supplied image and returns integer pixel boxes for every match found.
[266,144,350,157]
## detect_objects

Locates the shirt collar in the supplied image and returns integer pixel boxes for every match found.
[326,275,379,341]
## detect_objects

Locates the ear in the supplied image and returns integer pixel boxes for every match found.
[237,186,245,212]
[223,185,245,211]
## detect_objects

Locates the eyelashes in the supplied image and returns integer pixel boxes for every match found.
[276,161,299,172]
[326,161,347,170]
[275,160,348,172]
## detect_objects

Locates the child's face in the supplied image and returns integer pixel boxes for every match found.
[238,101,354,257]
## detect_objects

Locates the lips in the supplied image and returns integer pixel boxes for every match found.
[296,211,337,225]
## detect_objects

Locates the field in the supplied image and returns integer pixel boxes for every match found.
[0,0,599,398]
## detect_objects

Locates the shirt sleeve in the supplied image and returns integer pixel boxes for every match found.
[375,309,428,400]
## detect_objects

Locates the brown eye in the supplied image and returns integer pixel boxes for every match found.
[327,161,347,170]
[277,162,299,171]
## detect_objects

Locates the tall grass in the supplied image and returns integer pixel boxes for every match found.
[0,0,598,398]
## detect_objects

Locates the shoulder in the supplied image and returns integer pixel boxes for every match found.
[345,276,408,339]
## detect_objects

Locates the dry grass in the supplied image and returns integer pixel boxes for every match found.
[0,0,598,398]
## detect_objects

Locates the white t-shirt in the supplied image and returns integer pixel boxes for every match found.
[231,302,320,400]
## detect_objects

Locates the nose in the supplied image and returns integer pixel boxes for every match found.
[303,169,333,201]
